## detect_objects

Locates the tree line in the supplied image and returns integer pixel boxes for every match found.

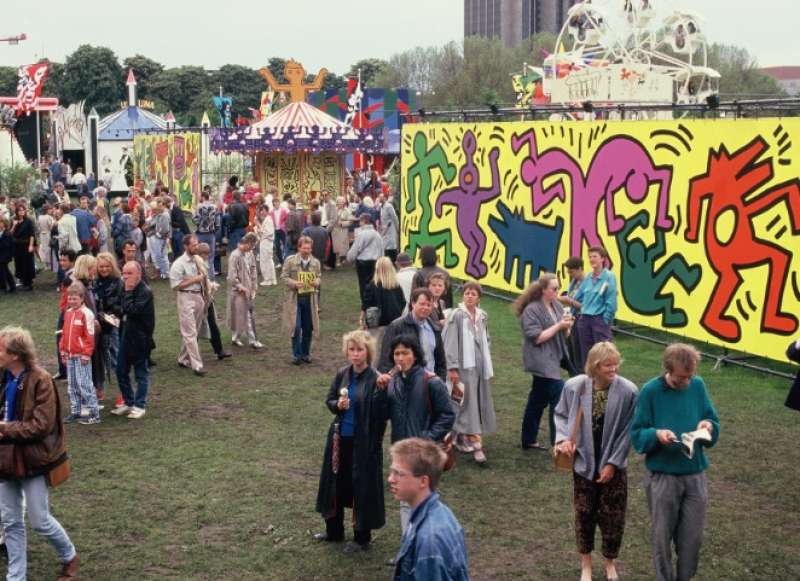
[0,37,784,126]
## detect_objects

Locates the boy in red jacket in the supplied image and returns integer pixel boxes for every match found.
[60,281,100,424]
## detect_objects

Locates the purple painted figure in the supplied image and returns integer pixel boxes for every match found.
[435,130,501,278]
[512,128,674,260]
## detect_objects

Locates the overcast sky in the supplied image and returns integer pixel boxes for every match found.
[0,0,796,73]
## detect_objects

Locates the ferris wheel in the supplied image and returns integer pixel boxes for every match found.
[543,0,719,109]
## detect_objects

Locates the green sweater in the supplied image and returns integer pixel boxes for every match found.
[631,375,720,475]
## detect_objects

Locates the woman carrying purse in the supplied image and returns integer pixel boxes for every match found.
[553,341,638,581]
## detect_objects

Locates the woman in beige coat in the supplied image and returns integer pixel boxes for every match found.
[226,233,262,348]
[329,197,353,266]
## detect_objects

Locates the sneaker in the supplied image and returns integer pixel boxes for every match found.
[250,341,264,349]
[78,416,101,425]
[232,338,244,347]
[63,413,81,424]
[128,407,146,419]
[111,405,132,416]
[260,281,270,286]
[97,404,105,411]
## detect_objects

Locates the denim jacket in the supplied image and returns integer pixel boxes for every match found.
[394,492,470,581]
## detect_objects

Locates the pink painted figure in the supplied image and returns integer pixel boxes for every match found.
[435,130,501,278]
[512,129,674,260]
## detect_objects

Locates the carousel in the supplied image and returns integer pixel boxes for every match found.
[208,60,383,206]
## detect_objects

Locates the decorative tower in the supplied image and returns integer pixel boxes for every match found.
[126,68,137,108]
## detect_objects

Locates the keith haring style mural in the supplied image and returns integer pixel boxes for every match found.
[133,132,201,211]
[401,119,800,362]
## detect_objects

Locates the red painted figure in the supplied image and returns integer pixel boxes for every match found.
[686,136,800,341]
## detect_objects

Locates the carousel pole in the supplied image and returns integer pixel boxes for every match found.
[35,109,41,165]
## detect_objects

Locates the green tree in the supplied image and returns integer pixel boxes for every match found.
[122,54,164,100]
[61,45,124,114]
[212,64,263,118]
[149,66,212,122]
[0,67,16,96]
[708,43,785,99]
[348,58,389,87]
[265,57,288,83]
[40,60,66,101]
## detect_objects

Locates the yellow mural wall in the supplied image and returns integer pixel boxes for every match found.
[401,118,800,362]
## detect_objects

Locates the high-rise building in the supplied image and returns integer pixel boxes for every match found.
[464,0,576,48]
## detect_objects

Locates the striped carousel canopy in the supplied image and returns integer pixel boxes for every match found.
[209,101,383,155]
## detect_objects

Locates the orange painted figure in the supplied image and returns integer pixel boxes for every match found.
[685,136,800,341]
[258,59,328,103]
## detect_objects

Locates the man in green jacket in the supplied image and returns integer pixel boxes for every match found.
[631,343,720,581]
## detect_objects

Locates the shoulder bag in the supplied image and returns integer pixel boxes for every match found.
[553,381,586,473]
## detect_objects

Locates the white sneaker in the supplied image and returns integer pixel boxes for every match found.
[260,281,270,286]
[111,405,132,416]
[128,407,146,419]
[232,338,244,347]
[250,341,264,349]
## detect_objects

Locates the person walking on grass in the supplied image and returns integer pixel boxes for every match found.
[226,233,263,349]
[314,330,389,553]
[256,203,277,286]
[631,343,720,581]
[388,437,469,581]
[0,326,80,581]
[571,246,617,366]
[196,243,232,362]
[347,214,383,305]
[554,342,638,581]
[111,261,155,420]
[281,236,321,365]
[60,282,100,425]
[443,281,497,464]
[170,234,206,376]
[514,273,574,451]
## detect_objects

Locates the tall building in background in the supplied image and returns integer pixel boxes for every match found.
[464,0,576,48]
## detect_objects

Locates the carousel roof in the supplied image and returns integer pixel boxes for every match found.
[210,101,383,155]
[98,107,171,141]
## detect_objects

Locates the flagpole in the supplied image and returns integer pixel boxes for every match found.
[35,109,41,165]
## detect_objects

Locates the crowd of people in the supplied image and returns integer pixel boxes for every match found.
[13,166,800,581]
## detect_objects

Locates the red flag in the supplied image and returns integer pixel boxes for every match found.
[15,62,49,117]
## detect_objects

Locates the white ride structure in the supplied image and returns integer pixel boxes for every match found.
[542,0,719,115]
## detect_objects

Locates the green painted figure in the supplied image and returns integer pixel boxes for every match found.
[616,210,702,327]
[404,132,458,267]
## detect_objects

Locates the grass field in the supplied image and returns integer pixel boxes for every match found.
[1,266,798,580]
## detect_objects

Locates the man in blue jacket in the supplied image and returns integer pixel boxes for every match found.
[388,437,469,581]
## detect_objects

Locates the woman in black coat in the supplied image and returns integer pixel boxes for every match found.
[786,339,800,411]
[95,252,123,400]
[10,204,36,290]
[314,330,388,552]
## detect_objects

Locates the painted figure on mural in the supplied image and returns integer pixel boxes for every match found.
[511,129,674,261]
[615,210,701,327]
[258,59,328,103]
[404,132,458,267]
[685,136,800,342]
[488,202,564,289]
[435,130,501,278]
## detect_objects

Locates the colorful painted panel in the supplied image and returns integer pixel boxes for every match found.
[132,132,201,211]
[401,119,800,362]
[258,152,343,206]
[308,88,416,131]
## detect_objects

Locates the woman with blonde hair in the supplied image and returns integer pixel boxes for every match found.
[361,256,405,333]
[95,252,122,402]
[72,254,105,401]
[93,205,112,254]
[514,272,574,450]
[0,326,79,579]
[554,341,638,581]
[314,329,388,552]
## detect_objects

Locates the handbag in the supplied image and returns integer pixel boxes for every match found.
[423,372,456,472]
[553,381,586,473]
[364,306,381,329]
[46,457,70,487]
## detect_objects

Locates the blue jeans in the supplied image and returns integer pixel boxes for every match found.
[196,232,216,277]
[521,375,564,447]
[0,476,76,581]
[150,237,170,278]
[116,345,150,409]
[171,229,185,260]
[292,297,313,360]
[228,227,245,252]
